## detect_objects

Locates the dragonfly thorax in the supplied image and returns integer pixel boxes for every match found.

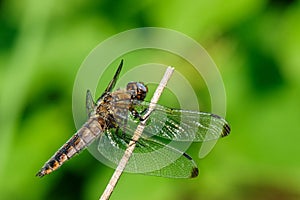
[126,82,148,101]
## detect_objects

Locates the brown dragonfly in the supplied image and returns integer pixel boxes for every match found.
[36,60,230,178]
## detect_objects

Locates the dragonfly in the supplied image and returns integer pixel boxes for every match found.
[36,60,230,178]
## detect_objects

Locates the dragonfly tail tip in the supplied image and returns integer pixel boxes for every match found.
[36,171,45,178]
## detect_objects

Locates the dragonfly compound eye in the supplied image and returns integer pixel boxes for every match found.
[136,82,148,100]
[126,82,148,100]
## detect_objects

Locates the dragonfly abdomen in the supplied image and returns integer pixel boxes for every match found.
[36,118,103,177]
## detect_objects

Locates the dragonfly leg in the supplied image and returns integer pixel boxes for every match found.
[130,107,148,121]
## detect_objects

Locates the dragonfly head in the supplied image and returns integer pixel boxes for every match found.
[126,82,148,101]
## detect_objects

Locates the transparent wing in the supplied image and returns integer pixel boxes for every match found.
[89,99,230,178]
[94,60,124,105]
[117,101,230,142]
[104,59,123,93]
[86,90,96,117]
[89,128,198,178]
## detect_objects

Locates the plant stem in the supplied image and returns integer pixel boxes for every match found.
[99,66,174,200]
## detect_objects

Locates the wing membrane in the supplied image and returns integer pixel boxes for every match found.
[145,103,230,141]
[91,128,198,178]
[112,100,230,142]
[90,99,230,178]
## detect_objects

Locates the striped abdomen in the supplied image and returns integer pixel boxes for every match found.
[36,118,103,177]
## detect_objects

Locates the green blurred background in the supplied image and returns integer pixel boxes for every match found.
[1,0,300,199]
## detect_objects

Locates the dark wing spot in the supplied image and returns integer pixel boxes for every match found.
[211,113,222,119]
[183,152,193,160]
[183,153,199,178]
[210,113,231,137]
[190,167,199,178]
[222,123,231,137]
